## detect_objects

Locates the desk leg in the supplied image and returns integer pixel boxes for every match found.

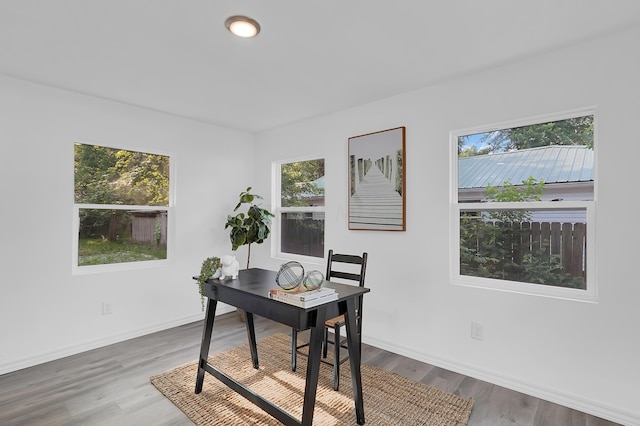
[301,307,327,426]
[244,311,259,369]
[195,298,217,394]
[345,298,365,425]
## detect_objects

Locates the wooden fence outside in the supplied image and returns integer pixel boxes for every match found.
[131,212,167,246]
[280,213,324,258]
[488,221,586,278]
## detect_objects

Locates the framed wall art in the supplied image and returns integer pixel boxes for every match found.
[348,126,406,231]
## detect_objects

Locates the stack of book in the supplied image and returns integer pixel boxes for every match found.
[268,286,338,308]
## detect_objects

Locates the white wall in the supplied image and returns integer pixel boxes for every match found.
[0,75,254,374]
[250,26,640,424]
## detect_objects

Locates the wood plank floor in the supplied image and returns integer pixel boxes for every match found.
[0,313,620,426]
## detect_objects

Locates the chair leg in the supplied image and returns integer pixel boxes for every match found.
[323,327,329,358]
[291,328,297,372]
[333,324,340,391]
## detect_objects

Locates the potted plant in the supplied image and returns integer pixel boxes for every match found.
[195,256,220,311]
[225,187,274,320]
[225,187,274,269]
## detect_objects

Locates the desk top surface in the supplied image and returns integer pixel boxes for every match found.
[205,267,369,300]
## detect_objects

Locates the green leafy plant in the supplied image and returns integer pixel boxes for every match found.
[153,219,162,245]
[225,187,274,268]
[485,177,544,222]
[196,256,220,311]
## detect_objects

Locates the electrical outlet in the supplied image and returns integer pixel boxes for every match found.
[102,301,113,315]
[471,322,483,341]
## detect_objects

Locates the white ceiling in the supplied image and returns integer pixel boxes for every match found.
[2,1,640,133]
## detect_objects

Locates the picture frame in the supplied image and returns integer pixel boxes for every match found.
[348,126,406,231]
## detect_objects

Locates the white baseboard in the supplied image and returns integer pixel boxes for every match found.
[363,335,639,426]
[0,305,235,376]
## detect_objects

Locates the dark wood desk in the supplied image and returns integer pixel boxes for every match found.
[194,268,370,425]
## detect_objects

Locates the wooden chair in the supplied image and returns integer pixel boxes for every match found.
[291,249,368,391]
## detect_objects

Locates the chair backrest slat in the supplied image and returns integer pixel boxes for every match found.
[331,253,364,265]
[328,271,361,282]
[326,249,368,288]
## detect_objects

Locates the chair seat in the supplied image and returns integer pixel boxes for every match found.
[325,315,345,328]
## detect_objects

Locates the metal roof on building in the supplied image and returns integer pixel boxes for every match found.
[458,145,594,189]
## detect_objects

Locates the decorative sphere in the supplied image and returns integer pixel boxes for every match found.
[303,270,325,290]
[276,261,305,290]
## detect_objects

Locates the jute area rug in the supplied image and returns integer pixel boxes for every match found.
[150,333,474,425]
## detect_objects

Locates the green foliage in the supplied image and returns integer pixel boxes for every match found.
[485,177,544,203]
[459,178,585,289]
[196,257,220,311]
[280,160,324,207]
[224,187,274,268]
[459,216,502,277]
[74,143,169,206]
[485,177,544,222]
[458,138,491,157]
[521,250,584,288]
[112,149,170,206]
[482,116,593,153]
[459,115,594,156]
[153,219,162,243]
[460,218,519,280]
[74,144,118,204]
[78,209,127,239]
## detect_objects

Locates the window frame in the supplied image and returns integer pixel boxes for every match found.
[449,108,597,302]
[272,155,326,263]
[72,142,174,275]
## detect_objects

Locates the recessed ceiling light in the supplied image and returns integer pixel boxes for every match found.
[225,15,261,38]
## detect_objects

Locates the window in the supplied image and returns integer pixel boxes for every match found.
[275,158,325,259]
[73,143,171,272]
[451,110,596,300]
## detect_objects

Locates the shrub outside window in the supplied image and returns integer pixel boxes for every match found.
[451,111,596,300]
[275,158,325,259]
[73,143,171,271]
